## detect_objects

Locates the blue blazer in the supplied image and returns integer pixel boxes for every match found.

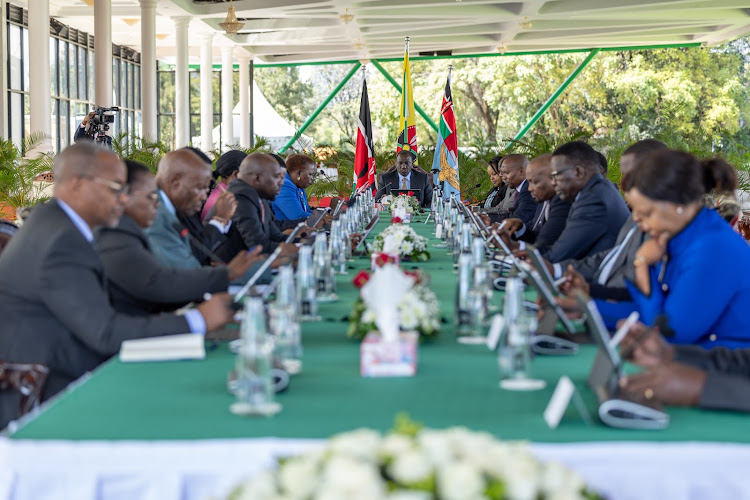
[627,208,750,349]
[272,172,311,221]
[518,194,571,254]
[542,173,629,263]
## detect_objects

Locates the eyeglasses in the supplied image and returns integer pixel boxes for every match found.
[85,176,128,195]
[550,167,576,179]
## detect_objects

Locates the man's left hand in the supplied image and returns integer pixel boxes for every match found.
[620,363,707,407]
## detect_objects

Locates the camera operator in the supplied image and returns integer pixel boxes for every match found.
[74,107,117,148]
[73,111,97,142]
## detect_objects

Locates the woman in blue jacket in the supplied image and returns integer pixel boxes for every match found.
[626,150,750,348]
[272,154,316,224]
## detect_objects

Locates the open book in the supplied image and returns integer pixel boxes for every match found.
[119,334,206,363]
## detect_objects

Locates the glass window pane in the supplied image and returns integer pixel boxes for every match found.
[190,114,200,143]
[59,100,70,147]
[50,38,58,96]
[128,111,134,137]
[123,63,129,108]
[212,71,221,115]
[9,92,23,148]
[128,63,135,108]
[22,27,29,91]
[59,41,68,97]
[69,44,77,99]
[24,93,30,140]
[135,111,142,138]
[9,25,22,90]
[88,50,94,102]
[189,70,200,115]
[121,108,127,136]
[78,47,86,100]
[159,71,175,113]
[134,65,140,109]
[112,59,120,106]
[73,102,88,135]
[50,99,59,153]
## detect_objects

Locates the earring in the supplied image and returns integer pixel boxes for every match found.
[298,174,301,180]
[676,206,684,214]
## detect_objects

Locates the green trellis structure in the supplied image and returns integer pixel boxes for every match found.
[190,42,700,154]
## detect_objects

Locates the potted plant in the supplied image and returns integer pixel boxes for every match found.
[0,134,55,222]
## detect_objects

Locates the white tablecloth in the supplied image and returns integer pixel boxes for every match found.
[1,438,749,500]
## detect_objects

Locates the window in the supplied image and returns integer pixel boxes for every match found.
[6,5,142,152]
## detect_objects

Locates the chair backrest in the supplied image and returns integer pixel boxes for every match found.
[0,362,49,418]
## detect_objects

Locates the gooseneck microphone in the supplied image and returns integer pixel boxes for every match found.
[171,221,226,265]
[318,169,339,193]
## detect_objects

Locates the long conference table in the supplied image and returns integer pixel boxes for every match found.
[2,214,749,500]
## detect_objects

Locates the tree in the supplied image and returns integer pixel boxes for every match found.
[255,67,314,127]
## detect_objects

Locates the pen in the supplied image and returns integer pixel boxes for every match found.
[620,322,655,360]
[553,276,568,287]
[609,311,640,349]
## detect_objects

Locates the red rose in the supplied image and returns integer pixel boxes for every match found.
[391,216,403,224]
[407,191,414,197]
[375,254,395,268]
[353,271,371,288]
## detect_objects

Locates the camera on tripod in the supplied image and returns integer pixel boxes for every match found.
[87,106,119,146]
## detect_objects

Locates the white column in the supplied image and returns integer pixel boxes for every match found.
[200,34,214,152]
[28,0,51,150]
[173,16,191,149]
[94,0,113,107]
[139,0,157,140]
[238,54,250,148]
[221,46,234,149]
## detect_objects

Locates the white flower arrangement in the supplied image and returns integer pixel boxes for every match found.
[373,224,430,261]
[381,194,421,214]
[348,269,440,340]
[225,425,603,500]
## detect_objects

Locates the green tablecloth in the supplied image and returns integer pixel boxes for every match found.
[10,213,750,443]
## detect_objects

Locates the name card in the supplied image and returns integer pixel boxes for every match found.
[544,375,592,429]
[486,314,505,350]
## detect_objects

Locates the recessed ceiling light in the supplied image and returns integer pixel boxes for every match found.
[123,18,139,27]
[156,34,169,40]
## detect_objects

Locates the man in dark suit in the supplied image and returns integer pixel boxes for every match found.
[500,154,571,254]
[217,153,298,262]
[375,151,433,207]
[551,139,668,300]
[619,322,750,413]
[0,143,234,427]
[487,154,538,226]
[96,160,261,316]
[540,141,630,262]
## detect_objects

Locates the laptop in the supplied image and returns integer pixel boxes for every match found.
[574,291,669,430]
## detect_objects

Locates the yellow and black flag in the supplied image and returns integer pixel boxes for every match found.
[396,37,418,164]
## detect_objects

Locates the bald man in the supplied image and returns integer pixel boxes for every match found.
[487,154,538,226]
[0,143,234,428]
[217,153,298,261]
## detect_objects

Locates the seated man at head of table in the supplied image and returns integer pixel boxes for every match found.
[375,150,433,207]
[0,143,235,425]
[216,153,299,263]
[96,160,261,316]
[494,154,571,255]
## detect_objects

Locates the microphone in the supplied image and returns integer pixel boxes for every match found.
[171,221,226,265]
[318,169,339,194]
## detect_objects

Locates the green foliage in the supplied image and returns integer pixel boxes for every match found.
[0,134,54,212]
[255,67,314,127]
[392,413,424,437]
[111,133,170,174]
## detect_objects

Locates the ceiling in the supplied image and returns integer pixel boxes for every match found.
[35,0,750,64]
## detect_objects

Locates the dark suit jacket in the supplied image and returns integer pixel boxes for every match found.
[482,185,507,208]
[96,215,229,316]
[375,169,433,207]
[178,212,226,266]
[542,173,630,263]
[489,180,538,227]
[517,195,571,254]
[0,201,189,409]
[218,179,285,260]
[675,345,750,413]
[562,215,645,301]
